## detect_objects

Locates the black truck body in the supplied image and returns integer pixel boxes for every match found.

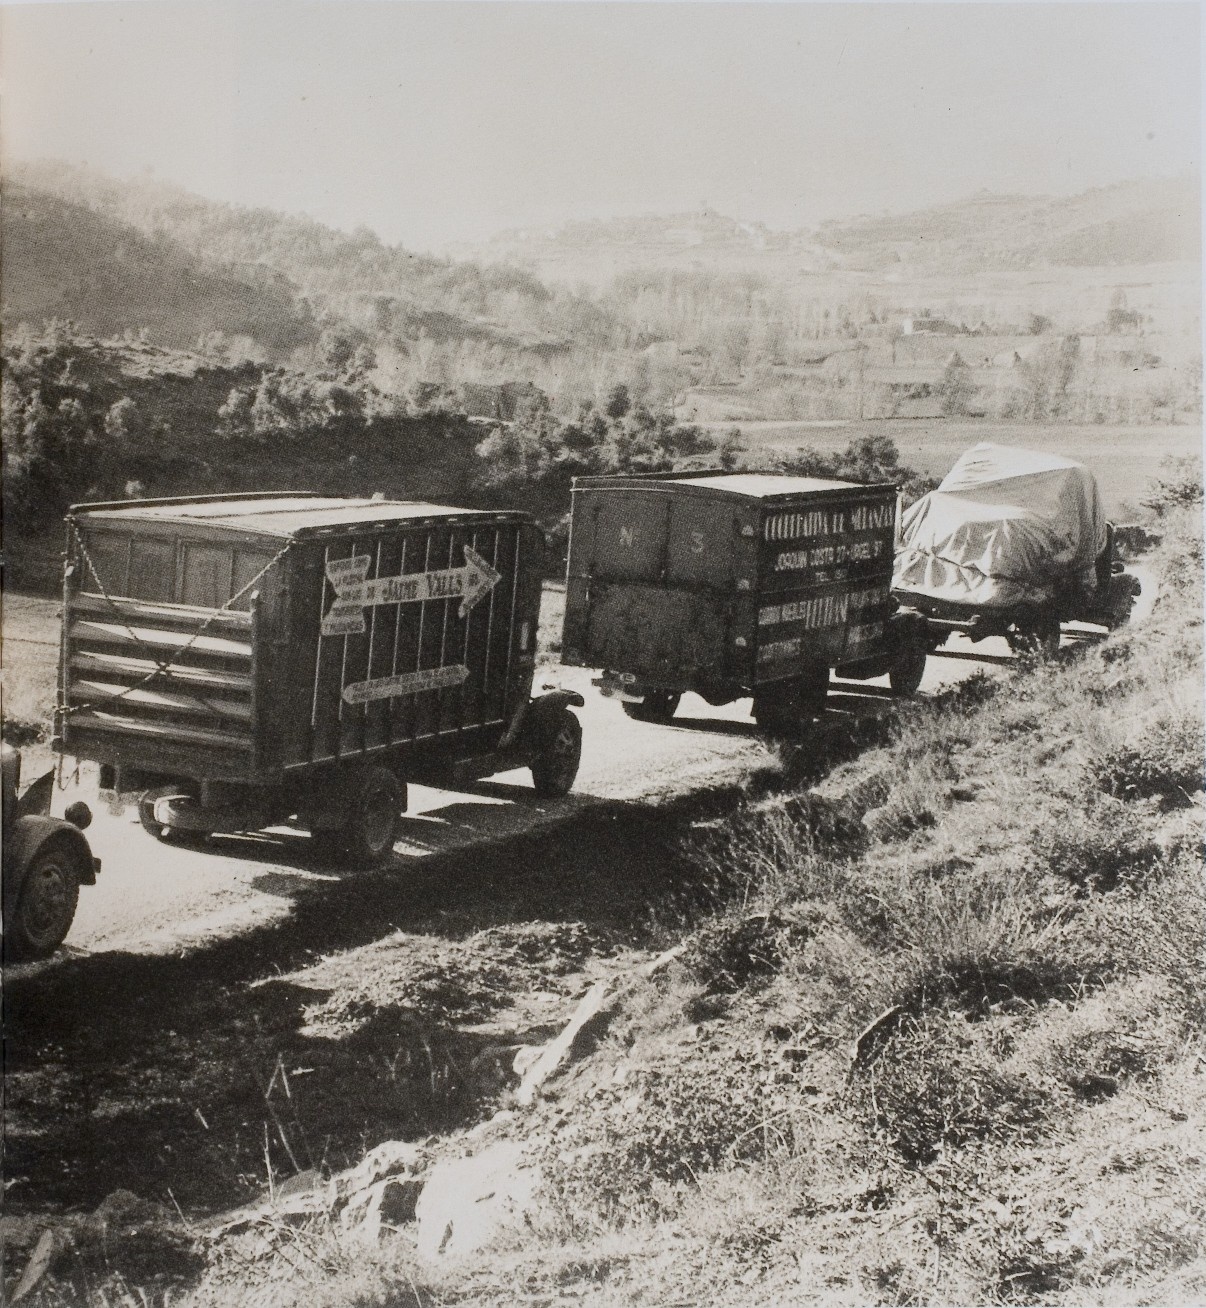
[560,471,926,726]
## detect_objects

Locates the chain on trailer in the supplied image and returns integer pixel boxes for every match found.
[60,517,294,723]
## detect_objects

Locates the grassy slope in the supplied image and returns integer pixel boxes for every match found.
[168,520,1202,1308]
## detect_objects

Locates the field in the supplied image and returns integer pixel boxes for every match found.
[720,418,1201,517]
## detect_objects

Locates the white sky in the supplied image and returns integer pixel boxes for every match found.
[1,2,1200,253]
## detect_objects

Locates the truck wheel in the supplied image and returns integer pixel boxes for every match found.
[330,767,405,867]
[623,691,681,723]
[7,838,82,960]
[531,707,582,798]
[138,788,212,844]
[753,665,828,732]
[1009,618,1061,657]
[889,650,927,697]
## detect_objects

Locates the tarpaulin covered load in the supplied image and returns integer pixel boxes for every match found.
[893,443,1107,610]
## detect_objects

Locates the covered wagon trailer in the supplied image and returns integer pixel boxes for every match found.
[561,471,929,730]
[56,494,583,863]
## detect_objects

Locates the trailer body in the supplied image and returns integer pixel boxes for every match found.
[561,472,919,721]
[57,494,581,854]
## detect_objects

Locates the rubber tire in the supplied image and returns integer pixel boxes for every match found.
[531,708,582,798]
[889,650,927,697]
[7,838,82,961]
[1008,618,1061,657]
[138,788,212,845]
[622,691,682,724]
[331,767,405,867]
[753,665,829,732]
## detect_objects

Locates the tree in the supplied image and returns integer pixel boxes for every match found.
[938,352,975,416]
[604,383,631,420]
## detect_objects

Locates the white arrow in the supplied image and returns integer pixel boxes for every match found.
[322,546,502,636]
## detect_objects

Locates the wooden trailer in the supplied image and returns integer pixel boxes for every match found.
[56,493,583,863]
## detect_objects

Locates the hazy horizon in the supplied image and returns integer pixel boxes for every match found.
[1,2,1200,255]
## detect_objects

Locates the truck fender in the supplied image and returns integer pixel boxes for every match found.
[5,816,98,888]
[505,690,586,751]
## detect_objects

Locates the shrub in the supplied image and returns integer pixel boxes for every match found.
[1140,456,1203,518]
[1087,713,1204,808]
[1,715,46,747]
[682,904,828,994]
[1030,800,1168,892]
[543,1060,773,1224]
[852,1012,1055,1164]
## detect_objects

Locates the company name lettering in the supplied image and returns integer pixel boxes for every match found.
[764,501,894,543]
[758,592,848,635]
[758,585,887,628]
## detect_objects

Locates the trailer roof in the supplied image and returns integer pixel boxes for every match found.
[663,472,867,496]
[574,471,895,499]
[70,494,523,539]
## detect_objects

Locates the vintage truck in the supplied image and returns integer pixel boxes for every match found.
[56,493,583,863]
[892,444,1141,655]
[560,471,930,729]
[3,743,99,961]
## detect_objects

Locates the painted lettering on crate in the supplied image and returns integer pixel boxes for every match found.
[322,546,501,636]
[342,663,469,705]
[763,501,892,544]
[758,592,849,633]
[845,621,885,647]
[758,588,889,627]
[774,537,887,572]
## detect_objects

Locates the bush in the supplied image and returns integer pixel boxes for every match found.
[683,904,828,994]
[852,1012,1055,1164]
[1140,456,1203,518]
[1030,800,1168,892]
[1087,713,1204,808]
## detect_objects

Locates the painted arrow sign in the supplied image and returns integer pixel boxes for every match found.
[322,546,502,636]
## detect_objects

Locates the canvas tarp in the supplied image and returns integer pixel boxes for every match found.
[892,443,1107,609]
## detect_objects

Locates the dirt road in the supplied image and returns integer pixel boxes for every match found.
[15,560,1155,962]
[27,637,1008,961]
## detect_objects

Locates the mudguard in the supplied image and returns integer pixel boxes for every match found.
[503,689,586,753]
[4,815,98,891]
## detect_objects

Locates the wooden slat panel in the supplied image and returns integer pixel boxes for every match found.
[71,592,253,632]
[67,709,252,753]
[338,539,376,759]
[70,651,253,692]
[387,530,428,747]
[71,619,252,659]
[311,542,354,762]
[70,679,251,722]
[486,527,519,724]
[363,534,401,752]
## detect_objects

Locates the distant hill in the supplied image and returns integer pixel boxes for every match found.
[7,161,612,359]
[470,177,1200,281]
[2,183,317,356]
[814,177,1200,272]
